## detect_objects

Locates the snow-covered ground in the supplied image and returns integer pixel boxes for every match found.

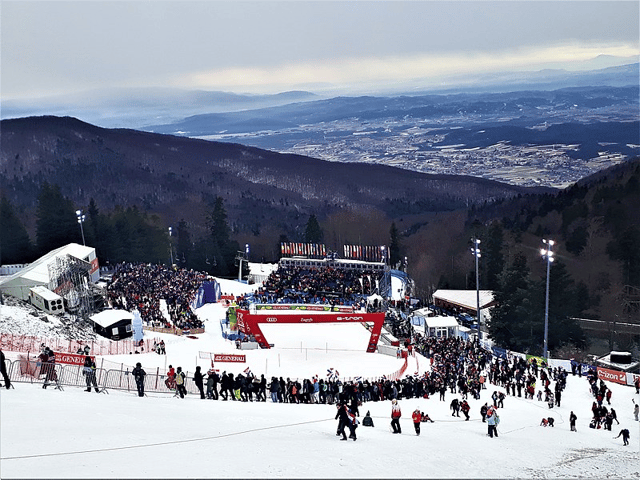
[1,276,639,478]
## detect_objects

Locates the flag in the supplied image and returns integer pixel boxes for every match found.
[244,366,253,378]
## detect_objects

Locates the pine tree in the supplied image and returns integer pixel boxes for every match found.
[489,252,541,351]
[484,222,505,290]
[35,182,79,255]
[304,214,323,243]
[176,219,192,268]
[210,196,239,277]
[0,196,33,263]
[389,222,401,268]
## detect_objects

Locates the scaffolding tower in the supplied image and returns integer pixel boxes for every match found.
[48,254,93,317]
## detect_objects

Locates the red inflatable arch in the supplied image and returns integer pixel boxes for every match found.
[235,308,385,353]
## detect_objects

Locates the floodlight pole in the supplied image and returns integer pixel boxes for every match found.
[471,237,481,346]
[76,209,86,246]
[168,227,174,266]
[540,239,555,360]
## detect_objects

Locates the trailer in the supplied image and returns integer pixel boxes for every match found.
[29,286,65,315]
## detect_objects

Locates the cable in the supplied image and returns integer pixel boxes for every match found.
[1,417,334,461]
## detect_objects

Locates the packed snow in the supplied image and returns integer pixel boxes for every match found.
[1,276,639,479]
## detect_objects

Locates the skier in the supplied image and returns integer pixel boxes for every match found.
[615,428,630,446]
[132,362,146,397]
[412,407,422,435]
[570,411,577,432]
[391,399,402,434]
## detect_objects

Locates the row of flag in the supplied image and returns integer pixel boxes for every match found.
[280,243,326,257]
[343,245,386,262]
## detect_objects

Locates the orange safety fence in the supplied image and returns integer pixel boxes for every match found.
[0,333,158,356]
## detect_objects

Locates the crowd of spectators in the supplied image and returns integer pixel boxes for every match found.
[247,264,384,309]
[106,262,206,330]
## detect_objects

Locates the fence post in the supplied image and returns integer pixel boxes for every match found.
[155,367,159,390]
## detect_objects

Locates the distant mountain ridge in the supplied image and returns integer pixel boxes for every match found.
[0,116,553,237]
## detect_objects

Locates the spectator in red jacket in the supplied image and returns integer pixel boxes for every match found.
[391,399,402,434]
[412,408,422,435]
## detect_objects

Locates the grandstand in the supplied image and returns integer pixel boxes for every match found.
[232,243,415,352]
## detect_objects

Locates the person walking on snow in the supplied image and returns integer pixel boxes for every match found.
[570,411,577,432]
[391,399,402,434]
[132,362,146,397]
[615,428,630,446]
[412,407,422,435]
[461,400,471,421]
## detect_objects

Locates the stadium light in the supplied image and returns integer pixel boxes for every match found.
[470,237,481,345]
[75,209,86,246]
[540,239,555,359]
[168,227,174,266]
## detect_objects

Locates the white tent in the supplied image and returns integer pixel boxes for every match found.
[0,243,97,301]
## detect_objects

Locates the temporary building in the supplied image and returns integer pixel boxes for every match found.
[89,309,134,341]
[0,243,99,301]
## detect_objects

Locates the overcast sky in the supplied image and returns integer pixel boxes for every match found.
[1,1,638,99]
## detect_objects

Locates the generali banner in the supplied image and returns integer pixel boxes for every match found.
[597,366,627,385]
[54,352,93,366]
[213,354,246,363]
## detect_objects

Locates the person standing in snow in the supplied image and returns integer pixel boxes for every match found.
[412,407,422,435]
[132,362,146,397]
[0,349,12,389]
[633,400,639,422]
[193,366,205,399]
[175,366,187,398]
[570,411,577,432]
[450,398,461,417]
[391,399,402,434]
[83,355,99,392]
[480,403,488,422]
[487,407,499,438]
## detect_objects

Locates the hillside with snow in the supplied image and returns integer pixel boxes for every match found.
[1,276,639,478]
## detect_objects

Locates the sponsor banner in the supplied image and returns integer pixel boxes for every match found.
[255,304,353,313]
[492,347,507,359]
[213,354,246,363]
[54,352,93,366]
[90,258,100,274]
[236,309,381,325]
[625,372,640,387]
[526,354,547,365]
[597,366,627,385]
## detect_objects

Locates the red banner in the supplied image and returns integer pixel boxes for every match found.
[54,352,93,366]
[214,354,246,363]
[597,366,627,385]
